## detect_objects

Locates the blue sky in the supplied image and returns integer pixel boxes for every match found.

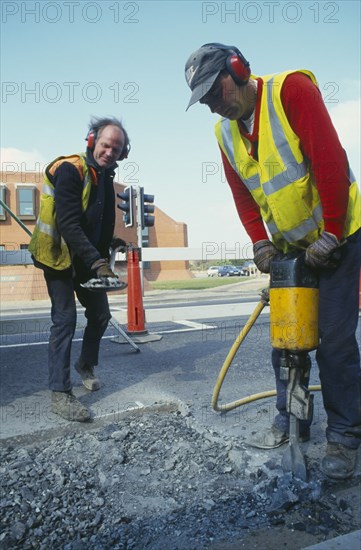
[1,0,360,249]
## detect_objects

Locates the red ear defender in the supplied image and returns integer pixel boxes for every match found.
[226,54,251,85]
[87,130,96,150]
[201,43,251,86]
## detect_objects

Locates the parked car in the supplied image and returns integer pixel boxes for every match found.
[239,268,250,276]
[217,265,241,277]
[207,266,220,277]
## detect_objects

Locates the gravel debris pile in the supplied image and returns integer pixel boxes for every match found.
[1,411,359,549]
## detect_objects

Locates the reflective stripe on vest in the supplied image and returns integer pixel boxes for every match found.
[42,183,54,196]
[36,219,60,240]
[265,77,308,193]
[269,203,323,243]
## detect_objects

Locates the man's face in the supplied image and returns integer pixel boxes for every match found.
[200,73,251,120]
[93,125,125,168]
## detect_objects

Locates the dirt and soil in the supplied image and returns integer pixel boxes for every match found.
[1,408,360,549]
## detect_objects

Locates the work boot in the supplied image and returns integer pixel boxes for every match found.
[320,443,358,480]
[247,425,310,449]
[75,361,101,391]
[51,391,91,422]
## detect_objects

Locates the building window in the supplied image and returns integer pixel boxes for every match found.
[20,244,29,250]
[16,185,36,220]
[0,186,7,220]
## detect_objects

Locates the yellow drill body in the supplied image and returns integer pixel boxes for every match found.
[270,286,319,352]
[269,254,319,353]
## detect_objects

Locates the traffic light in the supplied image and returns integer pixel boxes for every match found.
[139,187,155,229]
[117,185,134,227]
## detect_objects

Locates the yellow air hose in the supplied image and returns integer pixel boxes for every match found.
[211,289,321,412]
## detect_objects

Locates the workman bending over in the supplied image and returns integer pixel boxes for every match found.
[29,117,128,422]
[185,43,360,480]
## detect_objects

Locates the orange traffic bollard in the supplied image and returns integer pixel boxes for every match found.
[125,246,162,343]
[127,247,147,334]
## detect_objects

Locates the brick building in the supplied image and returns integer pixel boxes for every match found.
[0,169,190,301]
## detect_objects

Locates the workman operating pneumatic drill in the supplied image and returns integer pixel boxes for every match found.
[185,43,361,480]
[29,117,129,422]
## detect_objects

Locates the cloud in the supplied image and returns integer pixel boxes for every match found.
[0,147,48,173]
[328,99,360,174]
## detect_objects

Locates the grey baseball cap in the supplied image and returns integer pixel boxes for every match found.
[185,44,228,110]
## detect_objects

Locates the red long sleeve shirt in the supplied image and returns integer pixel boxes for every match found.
[221,72,350,243]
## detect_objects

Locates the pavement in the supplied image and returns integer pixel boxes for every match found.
[1,277,360,549]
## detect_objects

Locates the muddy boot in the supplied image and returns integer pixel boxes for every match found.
[75,361,101,391]
[247,425,310,449]
[51,391,91,422]
[320,443,358,480]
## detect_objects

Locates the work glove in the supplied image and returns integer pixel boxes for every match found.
[305,232,341,269]
[253,239,278,273]
[110,237,127,253]
[91,258,118,279]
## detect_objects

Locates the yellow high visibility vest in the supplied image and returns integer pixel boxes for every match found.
[28,154,95,270]
[215,70,360,252]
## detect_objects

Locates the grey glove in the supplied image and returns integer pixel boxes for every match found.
[253,240,278,273]
[91,258,118,279]
[305,232,340,269]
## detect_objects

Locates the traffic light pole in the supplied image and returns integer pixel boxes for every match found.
[135,186,144,293]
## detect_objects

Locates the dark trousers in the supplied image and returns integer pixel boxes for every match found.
[272,229,361,449]
[44,272,111,391]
